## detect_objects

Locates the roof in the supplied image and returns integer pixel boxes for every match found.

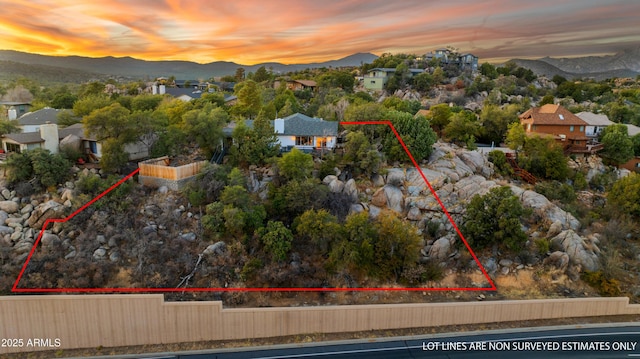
[288,80,317,87]
[519,104,588,126]
[367,68,424,75]
[2,132,43,144]
[18,108,69,126]
[576,112,614,126]
[278,113,338,136]
[164,87,204,100]
[0,101,31,106]
[626,124,640,137]
[58,123,86,139]
[222,113,338,138]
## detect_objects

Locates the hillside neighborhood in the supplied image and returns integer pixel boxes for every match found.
[0,48,640,308]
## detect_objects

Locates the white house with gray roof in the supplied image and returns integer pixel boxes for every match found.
[576,112,615,138]
[222,113,338,152]
[17,107,71,133]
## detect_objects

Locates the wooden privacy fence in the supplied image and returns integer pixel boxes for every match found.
[1,295,640,354]
[138,156,207,180]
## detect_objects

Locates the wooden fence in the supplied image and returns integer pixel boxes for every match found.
[1,295,640,354]
[138,156,207,181]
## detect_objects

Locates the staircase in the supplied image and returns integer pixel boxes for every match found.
[505,153,537,185]
[210,146,227,164]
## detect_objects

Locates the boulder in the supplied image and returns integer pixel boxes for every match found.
[328,179,345,193]
[0,210,7,225]
[0,201,19,214]
[343,179,358,202]
[157,186,169,194]
[180,232,197,242]
[551,230,599,271]
[1,189,11,200]
[371,174,385,187]
[428,237,451,260]
[350,203,365,214]
[546,221,563,238]
[27,200,65,229]
[518,190,580,230]
[41,233,61,247]
[93,248,107,260]
[543,251,570,271]
[482,258,498,275]
[0,226,14,235]
[407,207,422,221]
[203,241,226,256]
[322,175,337,185]
[386,169,405,187]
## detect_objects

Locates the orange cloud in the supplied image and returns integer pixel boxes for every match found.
[0,0,639,64]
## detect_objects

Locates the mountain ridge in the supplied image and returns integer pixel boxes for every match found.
[0,50,378,80]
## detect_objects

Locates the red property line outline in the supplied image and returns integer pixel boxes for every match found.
[12,121,496,293]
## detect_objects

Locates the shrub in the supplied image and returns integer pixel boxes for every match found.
[582,271,621,296]
[488,150,513,176]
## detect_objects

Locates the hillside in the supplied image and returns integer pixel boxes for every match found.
[0,60,109,84]
[511,47,640,80]
[0,50,378,80]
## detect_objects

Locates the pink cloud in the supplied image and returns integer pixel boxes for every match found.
[0,0,638,64]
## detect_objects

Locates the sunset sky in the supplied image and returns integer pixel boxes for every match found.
[1,0,639,65]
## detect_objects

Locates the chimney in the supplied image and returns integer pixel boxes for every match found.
[159,85,165,94]
[40,122,59,154]
[152,84,158,95]
[274,118,284,134]
[8,106,17,120]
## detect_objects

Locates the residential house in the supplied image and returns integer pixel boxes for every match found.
[519,104,602,155]
[576,112,614,138]
[363,68,424,91]
[1,122,150,162]
[424,49,479,71]
[163,86,238,105]
[1,101,31,120]
[17,107,71,133]
[222,113,338,152]
[285,80,317,92]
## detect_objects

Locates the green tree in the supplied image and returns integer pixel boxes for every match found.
[3,148,71,188]
[600,124,634,165]
[57,110,81,127]
[278,148,314,181]
[520,135,568,181]
[607,173,640,218]
[479,104,520,144]
[505,122,526,154]
[294,209,341,252]
[99,138,129,173]
[0,119,20,136]
[253,66,271,83]
[131,94,164,112]
[632,133,640,156]
[373,212,421,279]
[258,221,294,261]
[233,80,262,119]
[317,70,355,92]
[234,67,245,82]
[539,94,555,106]
[343,131,381,176]
[412,72,434,92]
[182,104,227,158]
[83,102,136,142]
[443,112,480,147]
[462,186,528,251]
[479,63,498,79]
[384,110,437,163]
[428,103,452,136]
[72,95,113,117]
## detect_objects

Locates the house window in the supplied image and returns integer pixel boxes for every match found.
[570,125,574,132]
[532,125,537,130]
[579,126,584,132]
[5,143,21,153]
[371,80,376,84]
[295,136,313,146]
[636,163,640,168]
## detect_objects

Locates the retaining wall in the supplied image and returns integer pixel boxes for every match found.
[1,295,639,354]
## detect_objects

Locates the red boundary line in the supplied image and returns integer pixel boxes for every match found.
[12,121,496,293]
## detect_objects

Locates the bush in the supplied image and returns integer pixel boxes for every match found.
[4,148,71,189]
[534,181,576,203]
[462,186,530,251]
[582,271,621,296]
[400,263,444,285]
[488,150,513,176]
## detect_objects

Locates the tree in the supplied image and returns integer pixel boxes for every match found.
[72,95,113,117]
[234,67,246,82]
[131,95,164,112]
[412,72,434,92]
[607,173,640,218]
[294,209,341,252]
[384,110,437,162]
[317,70,355,92]
[83,102,136,142]
[632,133,640,157]
[100,138,129,173]
[233,80,262,119]
[3,148,71,188]
[539,94,555,106]
[57,110,81,127]
[373,212,421,280]
[0,119,20,136]
[520,135,568,181]
[600,124,634,165]
[182,104,227,158]
[257,221,294,262]
[428,103,452,136]
[443,112,480,147]
[253,66,270,83]
[277,148,314,181]
[479,63,498,79]
[343,131,381,176]
[462,186,528,251]
[479,104,519,144]
[505,122,526,154]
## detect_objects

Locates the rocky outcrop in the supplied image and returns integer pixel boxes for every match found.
[27,200,65,229]
[551,230,600,272]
